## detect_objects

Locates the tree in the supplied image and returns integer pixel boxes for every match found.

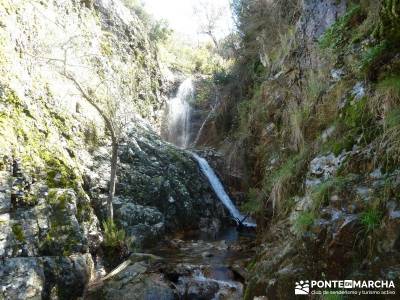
[59,50,138,221]
[64,73,120,220]
[19,3,141,221]
[193,0,230,49]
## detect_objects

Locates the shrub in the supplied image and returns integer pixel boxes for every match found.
[102,219,126,248]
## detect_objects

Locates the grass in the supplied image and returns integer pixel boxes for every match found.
[319,4,363,51]
[12,224,25,242]
[360,209,382,233]
[371,75,400,119]
[326,96,378,155]
[294,211,315,235]
[242,188,264,214]
[310,175,355,211]
[265,148,311,215]
[385,108,400,129]
[286,102,307,151]
[358,41,389,76]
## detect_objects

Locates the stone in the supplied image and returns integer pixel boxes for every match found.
[352,82,366,100]
[0,258,45,300]
[308,152,347,180]
[88,261,176,300]
[114,200,165,248]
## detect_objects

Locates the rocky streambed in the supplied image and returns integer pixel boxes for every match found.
[86,226,256,300]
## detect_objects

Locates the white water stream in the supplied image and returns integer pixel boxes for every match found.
[165,78,256,228]
[165,78,193,148]
[192,153,256,227]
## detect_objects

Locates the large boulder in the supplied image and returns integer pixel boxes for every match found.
[0,254,94,300]
[86,122,226,248]
[113,198,165,248]
[117,123,225,231]
[87,260,176,300]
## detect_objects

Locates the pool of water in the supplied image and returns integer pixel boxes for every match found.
[148,226,255,299]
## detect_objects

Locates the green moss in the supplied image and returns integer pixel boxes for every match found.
[326,96,378,155]
[12,224,25,242]
[40,196,83,256]
[2,89,22,107]
[40,151,77,188]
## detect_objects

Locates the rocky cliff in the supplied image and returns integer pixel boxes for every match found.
[0,0,224,298]
[196,0,400,298]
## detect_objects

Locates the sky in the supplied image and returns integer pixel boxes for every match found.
[143,0,234,43]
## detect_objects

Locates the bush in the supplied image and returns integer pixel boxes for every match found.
[102,219,126,248]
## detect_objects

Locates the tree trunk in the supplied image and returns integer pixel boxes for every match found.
[108,140,118,221]
[64,73,118,222]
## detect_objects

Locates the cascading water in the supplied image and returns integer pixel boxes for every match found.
[165,78,194,148]
[164,78,255,227]
[192,153,256,228]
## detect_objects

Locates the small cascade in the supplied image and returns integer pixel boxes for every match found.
[192,153,256,227]
[165,78,194,148]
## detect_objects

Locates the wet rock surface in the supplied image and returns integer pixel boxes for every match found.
[87,227,255,300]
[86,123,226,249]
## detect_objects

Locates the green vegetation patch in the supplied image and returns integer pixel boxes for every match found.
[294,211,315,235]
[40,151,77,188]
[310,175,356,211]
[360,208,382,232]
[319,5,364,51]
[102,219,126,248]
[12,223,25,242]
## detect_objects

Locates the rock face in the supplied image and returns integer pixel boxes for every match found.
[1,254,95,299]
[86,122,226,248]
[88,261,176,300]
[0,0,185,298]
[193,0,400,299]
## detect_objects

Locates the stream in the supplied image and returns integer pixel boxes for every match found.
[149,227,256,299]
[154,77,257,299]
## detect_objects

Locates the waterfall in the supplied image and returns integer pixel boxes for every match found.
[165,78,194,148]
[192,153,256,228]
